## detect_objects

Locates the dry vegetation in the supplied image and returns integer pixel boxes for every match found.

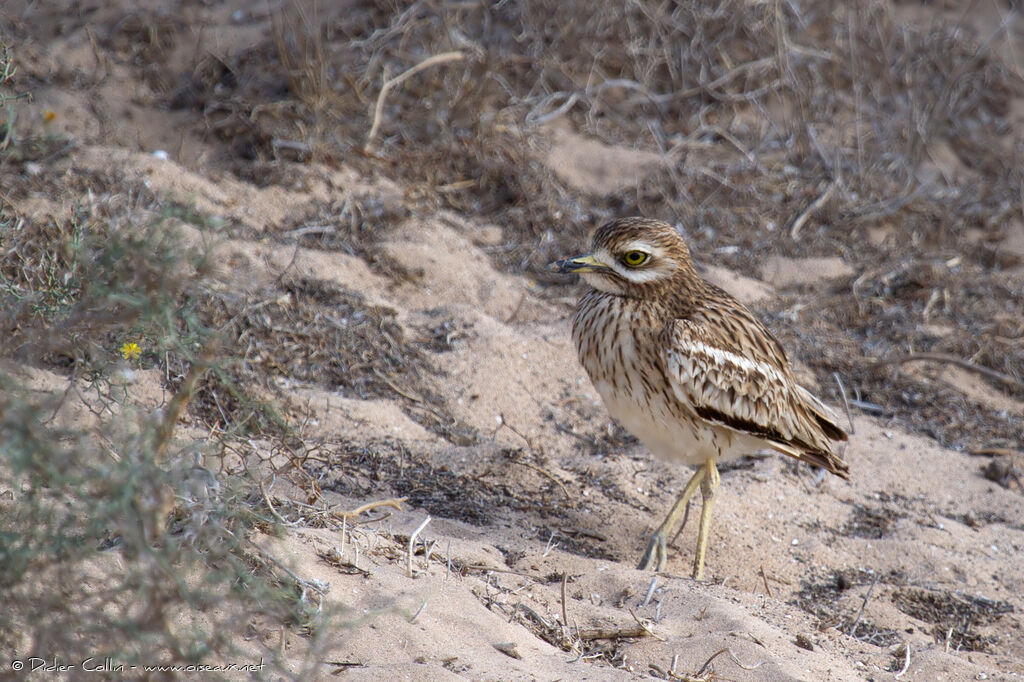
[170,0,1024,448]
[2,0,1023,678]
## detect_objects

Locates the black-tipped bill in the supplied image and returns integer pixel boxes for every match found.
[549,254,610,274]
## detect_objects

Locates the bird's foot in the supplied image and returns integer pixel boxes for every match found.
[637,533,667,572]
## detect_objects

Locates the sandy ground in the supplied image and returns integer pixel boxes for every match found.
[3,1,1023,680]
[21,150,1023,679]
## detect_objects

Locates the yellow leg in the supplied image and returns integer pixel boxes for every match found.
[637,464,706,572]
[691,457,720,580]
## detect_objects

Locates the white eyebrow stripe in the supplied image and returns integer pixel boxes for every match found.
[620,240,657,253]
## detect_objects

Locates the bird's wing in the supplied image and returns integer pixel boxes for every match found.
[663,318,849,477]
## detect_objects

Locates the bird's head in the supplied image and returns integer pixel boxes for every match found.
[550,218,697,297]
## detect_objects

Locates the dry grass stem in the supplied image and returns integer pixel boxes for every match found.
[334,497,408,519]
[642,577,659,607]
[407,515,431,577]
[560,572,570,627]
[894,642,912,678]
[833,372,855,434]
[693,647,765,677]
[154,343,217,459]
[364,51,466,152]
[879,353,1024,392]
[849,572,881,639]
[628,607,664,641]
[759,565,774,598]
[577,624,654,642]
[510,458,575,506]
[789,181,838,239]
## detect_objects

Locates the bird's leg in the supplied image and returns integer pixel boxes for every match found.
[691,457,720,581]
[637,464,706,572]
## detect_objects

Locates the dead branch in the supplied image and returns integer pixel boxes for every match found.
[878,352,1024,392]
[790,180,838,239]
[628,607,664,641]
[833,372,856,434]
[509,458,575,506]
[364,51,466,151]
[333,497,408,519]
[560,572,569,627]
[407,515,431,577]
[577,624,653,641]
[154,342,218,459]
[759,564,774,598]
[893,642,911,678]
[848,572,880,638]
[693,647,765,677]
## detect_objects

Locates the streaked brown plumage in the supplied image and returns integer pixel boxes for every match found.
[552,217,848,579]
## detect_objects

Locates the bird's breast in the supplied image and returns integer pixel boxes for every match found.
[572,295,661,409]
[571,293,759,465]
[573,296,673,444]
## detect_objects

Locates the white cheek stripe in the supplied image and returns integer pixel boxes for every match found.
[615,267,664,283]
[580,270,625,294]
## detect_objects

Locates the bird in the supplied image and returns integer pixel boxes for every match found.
[550,217,849,580]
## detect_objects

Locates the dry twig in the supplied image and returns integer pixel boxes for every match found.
[154,342,218,458]
[577,624,653,641]
[364,51,466,151]
[759,565,774,598]
[333,497,408,519]
[627,607,664,641]
[833,372,855,434]
[893,642,911,678]
[510,458,575,506]
[560,572,569,627]
[848,572,880,638]
[878,353,1024,392]
[409,600,427,623]
[407,515,431,577]
[642,577,659,607]
[693,647,765,677]
[790,180,838,239]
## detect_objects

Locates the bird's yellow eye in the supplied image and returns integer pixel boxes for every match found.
[622,250,649,267]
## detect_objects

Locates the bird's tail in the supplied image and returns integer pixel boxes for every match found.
[766,386,850,479]
[796,385,849,443]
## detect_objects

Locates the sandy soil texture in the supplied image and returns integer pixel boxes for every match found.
[2,1,1023,680]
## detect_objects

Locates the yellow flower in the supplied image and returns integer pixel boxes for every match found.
[120,341,142,361]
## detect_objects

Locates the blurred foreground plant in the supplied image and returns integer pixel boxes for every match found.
[0,192,326,676]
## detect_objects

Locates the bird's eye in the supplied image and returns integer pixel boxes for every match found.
[622,250,650,267]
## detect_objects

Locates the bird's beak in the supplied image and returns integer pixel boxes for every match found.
[549,254,610,274]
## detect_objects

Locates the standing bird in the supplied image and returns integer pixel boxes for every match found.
[551,217,849,579]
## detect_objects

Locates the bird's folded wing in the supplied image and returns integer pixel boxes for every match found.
[664,320,848,473]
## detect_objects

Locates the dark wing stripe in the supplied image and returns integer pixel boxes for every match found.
[795,385,850,442]
[691,404,848,476]
[666,321,849,478]
[816,413,849,442]
[691,404,810,452]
